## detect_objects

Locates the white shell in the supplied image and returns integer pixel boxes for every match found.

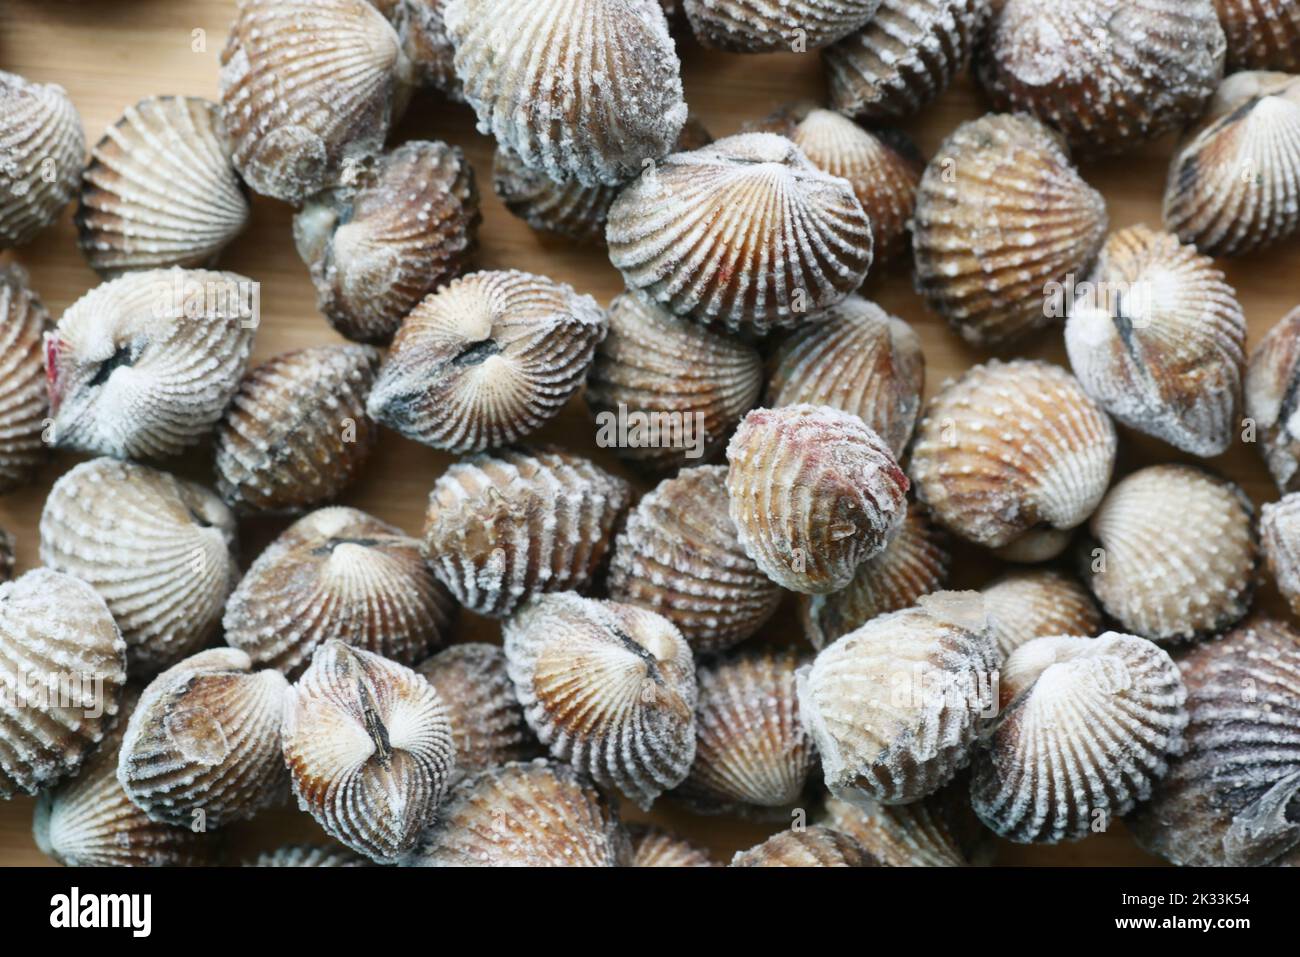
[1260,493,1300,617]
[730,825,877,866]
[1245,306,1300,493]
[0,70,83,247]
[0,265,50,493]
[684,0,882,52]
[980,569,1102,662]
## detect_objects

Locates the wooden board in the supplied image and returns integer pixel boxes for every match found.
[0,0,1290,867]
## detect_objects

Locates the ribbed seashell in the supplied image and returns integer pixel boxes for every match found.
[606,465,782,655]
[1065,226,1245,457]
[415,643,540,775]
[974,0,1226,157]
[1246,306,1300,492]
[421,447,631,617]
[1260,494,1300,616]
[1129,617,1300,866]
[766,295,924,458]
[797,591,998,805]
[371,0,460,96]
[1164,72,1300,258]
[117,648,290,829]
[406,759,632,866]
[824,0,987,123]
[366,271,605,452]
[40,458,239,674]
[504,593,697,809]
[445,0,687,187]
[684,0,882,52]
[293,140,479,344]
[971,632,1188,844]
[0,71,83,248]
[912,113,1108,346]
[799,508,950,651]
[45,268,256,461]
[0,528,13,583]
[629,824,714,867]
[224,507,455,678]
[282,641,455,864]
[980,569,1101,662]
[0,265,50,493]
[607,132,874,336]
[219,0,408,204]
[819,793,970,866]
[246,843,369,867]
[77,96,249,276]
[1216,0,1300,71]
[909,360,1117,561]
[0,569,126,798]
[214,344,381,514]
[726,404,910,594]
[730,826,878,866]
[1081,465,1257,644]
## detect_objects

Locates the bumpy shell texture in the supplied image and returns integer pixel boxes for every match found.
[247,843,369,867]
[629,823,714,866]
[980,569,1102,662]
[445,0,688,187]
[77,96,249,275]
[1260,494,1300,617]
[730,825,877,866]
[0,266,50,493]
[367,271,606,452]
[607,132,874,336]
[1215,0,1300,71]
[373,0,461,96]
[45,268,256,460]
[1246,306,1300,492]
[684,0,882,52]
[820,793,970,866]
[0,71,84,248]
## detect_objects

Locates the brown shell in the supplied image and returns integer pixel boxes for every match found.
[819,793,970,866]
[1259,494,1300,617]
[246,843,370,867]
[372,0,461,97]
[980,569,1102,661]
[730,825,878,866]
[628,824,714,866]
[0,528,13,583]
[1246,306,1300,492]
[1215,0,1300,71]
[0,265,49,493]
[0,70,84,248]
[684,0,883,52]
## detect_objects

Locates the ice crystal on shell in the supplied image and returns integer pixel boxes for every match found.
[684,0,883,52]
[0,266,50,493]
[0,70,83,248]
[1215,0,1300,71]
[371,0,462,97]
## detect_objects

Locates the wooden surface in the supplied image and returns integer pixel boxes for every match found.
[0,0,1292,867]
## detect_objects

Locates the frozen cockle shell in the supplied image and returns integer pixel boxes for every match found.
[117,648,290,829]
[971,632,1188,844]
[1129,617,1300,866]
[797,591,998,805]
[975,0,1226,157]
[293,140,480,344]
[607,132,874,336]
[444,0,687,187]
[77,96,249,276]
[45,268,256,461]
[219,0,409,204]
[909,360,1117,562]
[1081,465,1257,644]
[282,640,455,864]
[684,0,882,52]
[1246,306,1300,492]
[0,265,50,493]
[912,113,1108,347]
[371,0,461,97]
[1260,494,1300,617]
[214,343,381,514]
[726,405,910,595]
[1164,72,1300,258]
[246,843,370,866]
[824,0,988,123]
[606,465,782,655]
[980,569,1101,662]
[818,793,970,866]
[730,825,878,866]
[1215,0,1300,71]
[799,508,950,651]
[40,458,239,674]
[504,593,697,810]
[366,271,606,452]
[0,70,83,248]
[224,507,455,678]
[766,295,924,458]
[0,568,126,798]
[629,824,714,866]
[406,759,632,866]
[1065,225,1246,457]
[421,447,631,617]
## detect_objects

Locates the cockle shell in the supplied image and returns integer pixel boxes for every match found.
[504,593,697,809]
[980,569,1102,662]
[0,70,83,248]
[1130,617,1300,866]
[1064,225,1246,457]
[214,344,381,514]
[1164,72,1300,258]
[912,113,1108,347]
[607,132,874,336]
[797,591,998,805]
[0,569,126,798]
[586,293,762,474]
[1081,465,1257,644]
[77,96,249,276]
[421,447,631,617]
[45,268,256,460]
[247,843,369,866]
[40,458,239,674]
[684,0,882,52]
[629,824,714,866]
[444,0,688,187]
[730,826,878,866]
[224,507,455,678]
[606,465,782,655]
[1216,0,1300,71]
[971,632,1188,844]
[406,759,633,866]
[282,640,455,864]
[219,0,409,204]
[117,648,290,829]
[726,404,910,594]
[366,271,606,452]
[0,265,50,493]
[1246,306,1300,492]
[0,529,12,582]
[909,360,1117,562]
[1260,494,1300,617]
[819,792,970,866]
[974,0,1226,157]
[371,0,460,97]
[293,140,480,344]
